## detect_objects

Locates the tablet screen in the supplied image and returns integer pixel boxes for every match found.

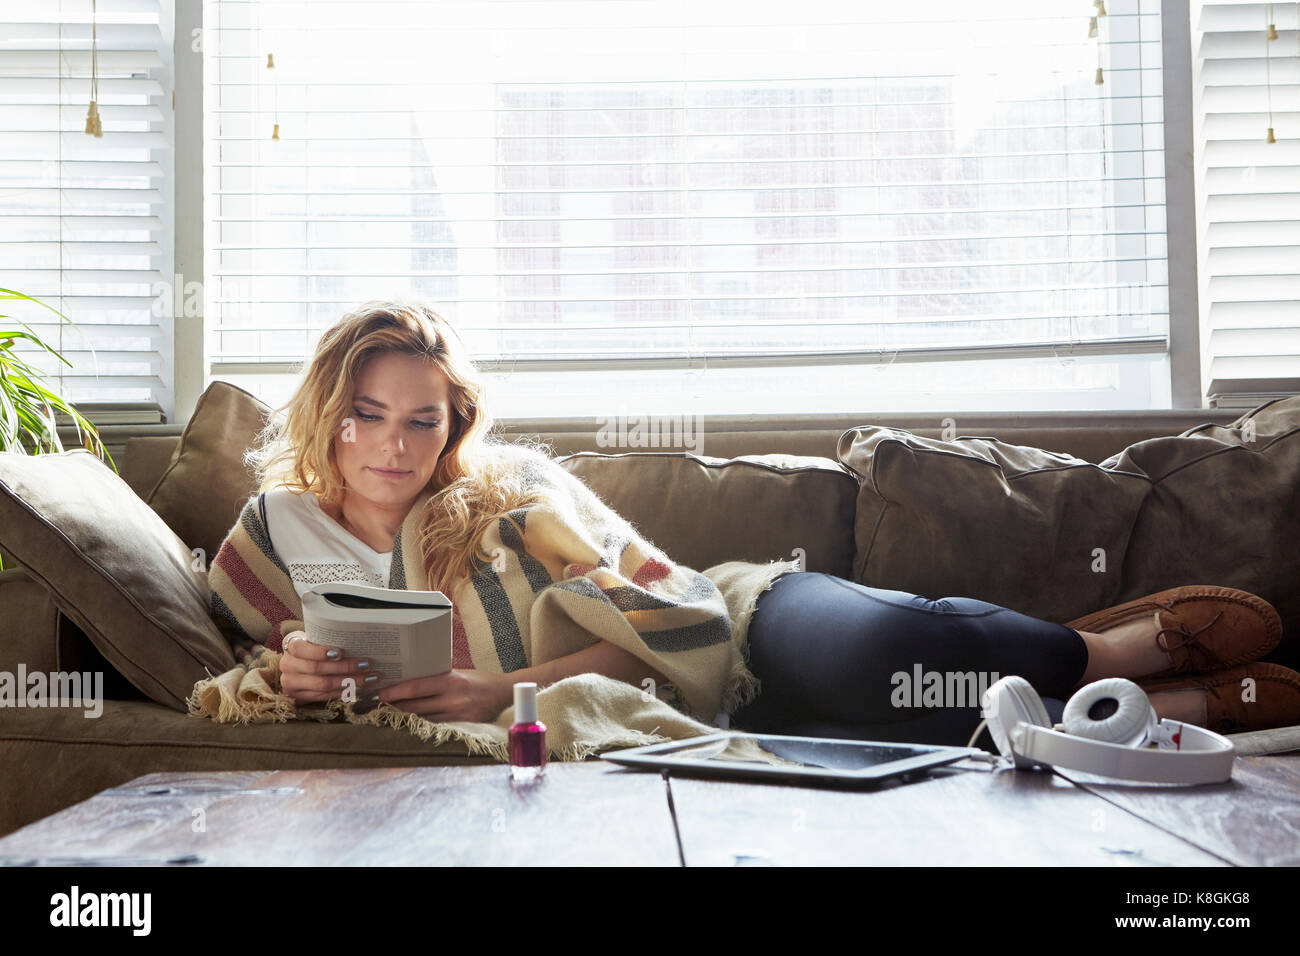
[653,735,941,771]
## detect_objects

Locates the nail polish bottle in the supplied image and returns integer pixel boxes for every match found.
[508,682,547,783]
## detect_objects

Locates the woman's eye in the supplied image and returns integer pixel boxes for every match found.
[353,408,439,430]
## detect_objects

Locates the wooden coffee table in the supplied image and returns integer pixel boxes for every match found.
[2,751,1294,865]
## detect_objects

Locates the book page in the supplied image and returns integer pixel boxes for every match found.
[301,585,454,699]
[304,619,452,696]
[305,623,414,695]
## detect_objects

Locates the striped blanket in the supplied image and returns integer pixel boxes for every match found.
[190,443,801,760]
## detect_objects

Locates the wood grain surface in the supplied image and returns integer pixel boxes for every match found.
[664,761,1225,866]
[1054,753,1300,867]
[0,763,680,866]
[2,753,1292,865]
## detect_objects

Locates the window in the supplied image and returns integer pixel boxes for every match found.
[1192,0,1300,407]
[0,0,172,421]
[205,0,1171,416]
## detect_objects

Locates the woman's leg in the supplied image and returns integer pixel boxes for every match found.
[728,571,1090,747]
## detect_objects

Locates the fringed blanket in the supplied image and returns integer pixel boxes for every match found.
[191,443,801,761]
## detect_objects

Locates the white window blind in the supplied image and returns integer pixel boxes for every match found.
[1193,1,1300,407]
[206,0,1171,416]
[0,0,171,418]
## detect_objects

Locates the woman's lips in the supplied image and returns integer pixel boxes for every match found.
[369,467,411,478]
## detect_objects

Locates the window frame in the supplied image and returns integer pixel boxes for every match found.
[172,0,1204,423]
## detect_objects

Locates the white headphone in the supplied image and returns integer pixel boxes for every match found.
[978,675,1236,784]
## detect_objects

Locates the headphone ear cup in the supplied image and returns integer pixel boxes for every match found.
[982,675,1052,766]
[1062,678,1158,748]
[1006,675,1052,728]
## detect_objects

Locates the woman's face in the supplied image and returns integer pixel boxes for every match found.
[333,351,454,511]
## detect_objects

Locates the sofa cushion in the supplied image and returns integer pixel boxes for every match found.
[557,451,858,578]
[837,397,1300,669]
[835,429,1151,625]
[0,449,236,711]
[146,380,269,562]
[1101,397,1300,669]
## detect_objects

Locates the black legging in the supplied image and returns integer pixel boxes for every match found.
[729,571,1090,750]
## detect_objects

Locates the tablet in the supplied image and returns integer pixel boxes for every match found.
[599,732,983,788]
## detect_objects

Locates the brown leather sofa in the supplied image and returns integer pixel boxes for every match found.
[4,393,1295,837]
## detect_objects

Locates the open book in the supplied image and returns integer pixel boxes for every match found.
[300,581,454,696]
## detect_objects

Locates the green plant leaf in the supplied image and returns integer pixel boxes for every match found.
[13,400,59,454]
[0,289,97,368]
[0,377,18,451]
[0,328,73,368]
[0,289,114,468]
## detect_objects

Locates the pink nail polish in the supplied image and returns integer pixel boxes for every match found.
[508,682,546,783]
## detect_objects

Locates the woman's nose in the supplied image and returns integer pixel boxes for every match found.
[382,424,406,456]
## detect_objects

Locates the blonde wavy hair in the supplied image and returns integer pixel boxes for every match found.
[245,299,558,596]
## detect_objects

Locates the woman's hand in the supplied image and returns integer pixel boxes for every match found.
[279,630,380,705]
[376,669,515,723]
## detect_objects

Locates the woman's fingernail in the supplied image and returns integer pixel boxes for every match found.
[364,674,379,684]
[367,692,381,703]
[357,660,370,669]
[326,649,340,659]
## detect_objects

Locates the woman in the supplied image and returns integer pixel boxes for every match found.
[211,299,1300,747]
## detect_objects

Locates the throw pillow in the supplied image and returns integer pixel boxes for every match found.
[146,380,270,563]
[0,449,237,710]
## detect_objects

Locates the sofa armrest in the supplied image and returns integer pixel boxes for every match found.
[0,566,60,674]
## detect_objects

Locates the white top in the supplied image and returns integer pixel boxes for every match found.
[261,486,393,598]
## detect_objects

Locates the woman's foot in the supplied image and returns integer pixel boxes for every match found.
[1144,688,1207,725]
[1141,663,1300,734]
[1071,615,1176,690]
[1067,586,1282,690]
